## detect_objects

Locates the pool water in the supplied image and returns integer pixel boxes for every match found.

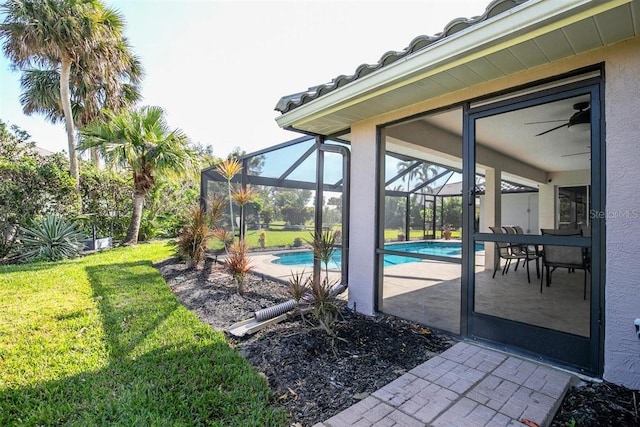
[271,241,484,268]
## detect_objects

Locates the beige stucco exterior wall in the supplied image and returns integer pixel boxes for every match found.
[601,38,640,389]
[347,36,640,387]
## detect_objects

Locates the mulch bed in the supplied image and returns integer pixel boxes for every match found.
[156,257,639,427]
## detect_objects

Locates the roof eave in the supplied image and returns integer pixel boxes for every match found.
[275,0,630,133]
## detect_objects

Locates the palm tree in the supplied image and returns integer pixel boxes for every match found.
[19,48,143,164]
[0,0,133,184]
[78,106,198,245]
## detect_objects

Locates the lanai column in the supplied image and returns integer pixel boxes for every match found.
[484,167,501,270]
[538,183,556,229]
[347,122,378,316]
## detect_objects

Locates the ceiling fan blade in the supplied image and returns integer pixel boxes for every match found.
[561,151,590,158]
[524,120,568,125]
[536,122,569,136]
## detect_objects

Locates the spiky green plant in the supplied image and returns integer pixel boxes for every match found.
[287,269,311,322]
[225,241,253,295]
[287,229,342,336]
[307,229,338,278]
[175,206,211,268]
[309,275,341,337]
[19,215,85,262]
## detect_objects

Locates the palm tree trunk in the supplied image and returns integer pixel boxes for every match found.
[124,192,145,245]
[60,55,79,186]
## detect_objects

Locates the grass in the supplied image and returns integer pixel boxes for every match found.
[0,241,286,426]
[209,227,462,251]
[209,229,316,250]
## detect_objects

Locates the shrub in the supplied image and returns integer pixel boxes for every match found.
[258,230,267,248]
[287,230,342,336]
[293,237,304,247]
[225,242,253,295]
[18,215,85,262]
[175,206,211,268]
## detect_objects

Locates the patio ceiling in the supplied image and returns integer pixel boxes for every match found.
[275,0,639,136]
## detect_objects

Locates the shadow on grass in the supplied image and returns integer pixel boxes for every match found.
[0,260,286,426]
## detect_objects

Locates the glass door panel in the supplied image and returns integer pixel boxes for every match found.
[466,81,601,374]
[380,107,464,334]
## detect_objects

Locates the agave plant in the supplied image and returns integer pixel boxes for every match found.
[19,215,85,262]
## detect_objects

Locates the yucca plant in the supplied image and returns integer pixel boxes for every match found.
[225,241,253,295]
[175,206,211,268]
[19,215,85,262]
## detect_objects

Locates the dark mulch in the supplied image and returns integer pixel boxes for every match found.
[551,381,640,427]
[156,257,639,427]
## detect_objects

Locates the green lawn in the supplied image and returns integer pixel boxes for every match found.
[0,242,286,426]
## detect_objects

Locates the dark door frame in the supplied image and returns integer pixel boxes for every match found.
[461,75,604,375]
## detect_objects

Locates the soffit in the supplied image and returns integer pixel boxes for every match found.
[276,0,638,136]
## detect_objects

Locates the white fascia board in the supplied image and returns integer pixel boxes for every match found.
[276,0,630,130]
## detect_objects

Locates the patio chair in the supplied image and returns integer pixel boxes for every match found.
[489,226,535,283]
[540,228,590,299]
[503,225,540,282]
[511,225,541,277]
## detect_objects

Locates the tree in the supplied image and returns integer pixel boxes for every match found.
[78,106,198,245]
[0,0,135,183]
[19,45,143,164]
[0,120,79,260]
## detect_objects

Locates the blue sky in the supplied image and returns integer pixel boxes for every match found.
[0,0,486,157]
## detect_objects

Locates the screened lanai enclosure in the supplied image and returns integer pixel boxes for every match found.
[200,134,538,291]
[200,136,351,284]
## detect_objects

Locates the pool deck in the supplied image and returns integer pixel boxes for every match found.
[314,342,575,427]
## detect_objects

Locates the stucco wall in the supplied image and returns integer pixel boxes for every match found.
[347,122,378,315]
[346,36,640,386]
[603,38,640,389]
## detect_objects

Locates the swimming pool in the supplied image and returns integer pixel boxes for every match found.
[271,241,484,268]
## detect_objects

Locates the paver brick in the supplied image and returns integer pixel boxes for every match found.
[386,409,427,427]
[468,404,497,424]
[318,343,573,427]
[361,400,394,423]
[449,397,478,417]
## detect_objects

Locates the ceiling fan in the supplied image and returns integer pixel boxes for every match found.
[527,101,591,136]
[561,145,591,158]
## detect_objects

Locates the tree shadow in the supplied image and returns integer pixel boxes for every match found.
[85,260,180,359]
[0,344,284,425]
[0,259,285,425]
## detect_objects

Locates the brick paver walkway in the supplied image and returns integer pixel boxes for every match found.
[315,342,574,427]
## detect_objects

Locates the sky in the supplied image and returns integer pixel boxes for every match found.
[0,0,488,158]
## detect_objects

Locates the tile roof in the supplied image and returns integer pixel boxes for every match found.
[275,0,528,114]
